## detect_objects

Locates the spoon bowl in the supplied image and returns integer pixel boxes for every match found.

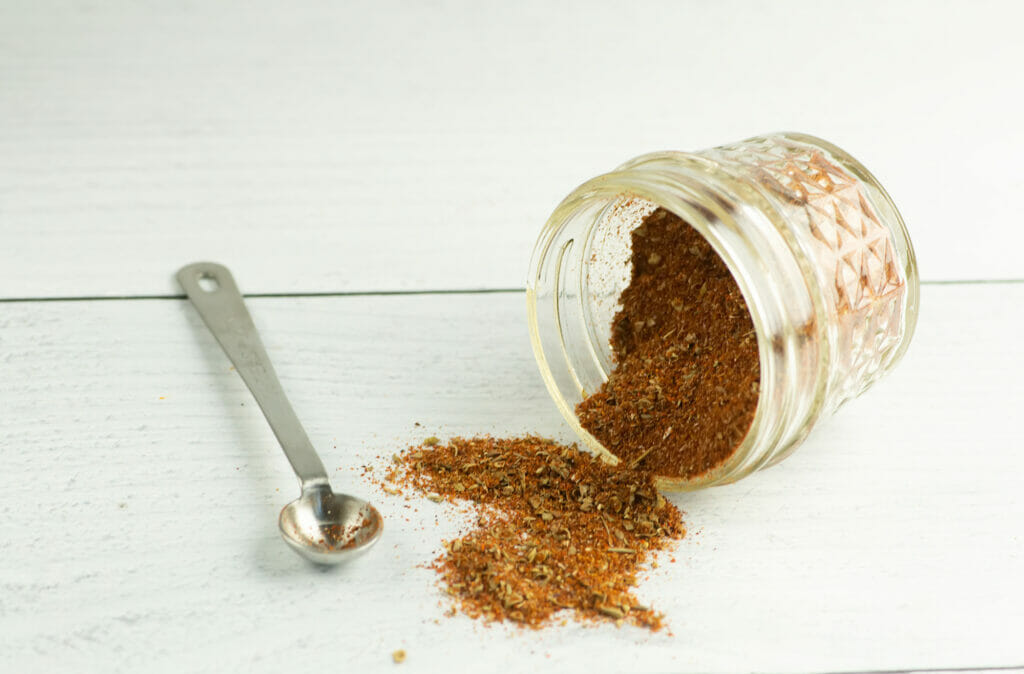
[279,488,383,565]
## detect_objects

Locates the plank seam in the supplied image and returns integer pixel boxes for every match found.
[812,665,1024,674]
[0,288,526,303]
[0,279,1021,304]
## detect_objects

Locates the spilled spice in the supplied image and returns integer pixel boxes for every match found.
[576,208,760,480]
[384,435,684,630]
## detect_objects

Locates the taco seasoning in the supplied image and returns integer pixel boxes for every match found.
[384,435,685,630]
[576,208,759,479]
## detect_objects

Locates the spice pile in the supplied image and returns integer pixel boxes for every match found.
[576,208,760,480]
[384,435,684,630]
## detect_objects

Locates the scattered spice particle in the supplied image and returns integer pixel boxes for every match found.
[576,208,760,480]
[392,649,406,664]
[382,435,685,630]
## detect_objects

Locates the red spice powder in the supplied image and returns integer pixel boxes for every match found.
[384,435,685,630]
[576,208,760,480]
[314,517,372,551]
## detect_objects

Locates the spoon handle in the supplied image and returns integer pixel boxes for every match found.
[177,262,329,490]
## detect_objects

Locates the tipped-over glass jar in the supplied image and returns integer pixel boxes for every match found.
[527,133,919,490]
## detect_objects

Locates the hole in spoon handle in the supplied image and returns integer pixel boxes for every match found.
[197,272,220,292]
[176,262,235,302]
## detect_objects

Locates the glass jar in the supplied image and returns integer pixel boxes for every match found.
[526,133,919,490]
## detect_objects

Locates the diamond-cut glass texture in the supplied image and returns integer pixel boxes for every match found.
[704,137,907,412]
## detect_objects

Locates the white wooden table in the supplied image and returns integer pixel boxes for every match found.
[2,2,1023,672]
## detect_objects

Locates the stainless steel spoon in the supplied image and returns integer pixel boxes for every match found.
[177,262,382,565]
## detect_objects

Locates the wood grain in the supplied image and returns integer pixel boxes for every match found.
[2,0,1023,298]
[1,285,1022,672]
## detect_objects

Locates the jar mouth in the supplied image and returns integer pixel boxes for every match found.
[527,158,831,490]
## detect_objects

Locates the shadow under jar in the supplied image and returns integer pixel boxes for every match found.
[527,133,919,490]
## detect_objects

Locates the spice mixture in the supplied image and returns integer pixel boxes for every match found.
[576,208,760,480]
[384,435,685,630]
[313,517,372,551]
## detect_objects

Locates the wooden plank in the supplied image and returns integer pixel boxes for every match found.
[2,1,1023,298]
[1,284,1022,672]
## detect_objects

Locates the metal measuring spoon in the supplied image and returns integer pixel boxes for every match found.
[178,262,382,565]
